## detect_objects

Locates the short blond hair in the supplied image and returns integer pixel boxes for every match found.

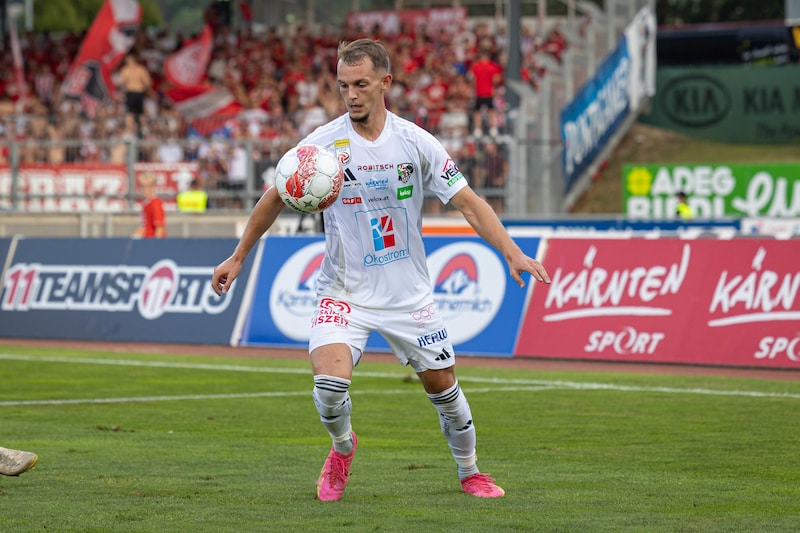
[337,39,391,74]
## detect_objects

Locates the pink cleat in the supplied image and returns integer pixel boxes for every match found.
[460,473,505,498]
[316,432,358,501]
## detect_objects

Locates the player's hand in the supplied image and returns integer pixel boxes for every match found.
[509,255,551,288]
[212,257,242,296]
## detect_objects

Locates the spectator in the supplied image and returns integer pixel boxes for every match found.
[468,47,503,138]
[419,69,449,132]
[296,97,328,138]
[177,178,209,213]
[117,52,152,137]
[480,140,509,213]
[156,136,184,163]
[675,191,694,219]
[219,131,248,208]
[133,173,166,238]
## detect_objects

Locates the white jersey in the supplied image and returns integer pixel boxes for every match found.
[300,111,469,311]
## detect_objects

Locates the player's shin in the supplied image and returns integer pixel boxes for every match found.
[312,374,354,454]
[427,382,479,479]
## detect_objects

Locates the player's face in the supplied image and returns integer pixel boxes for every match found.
[337,59,390,124]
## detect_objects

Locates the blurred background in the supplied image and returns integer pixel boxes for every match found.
[0,0,797,237]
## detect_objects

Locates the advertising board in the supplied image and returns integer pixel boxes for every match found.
[241,235,542,357]
[624,163,800,219]
[0,162,197,212]
[516,238,800,368]
[0,238,254,344]
[639,66,800,144]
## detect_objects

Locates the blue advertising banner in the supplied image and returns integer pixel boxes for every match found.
[561,37,631,193]
[241,236,542,357]
[0,238,255,345]
[503,218,741,232]
[0,238,11,271]
[240,235,324,349]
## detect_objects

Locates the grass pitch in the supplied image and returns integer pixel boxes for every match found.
[1,344,799,532]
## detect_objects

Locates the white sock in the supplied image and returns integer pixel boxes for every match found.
[313,374,353,454]
[427,382,479,479]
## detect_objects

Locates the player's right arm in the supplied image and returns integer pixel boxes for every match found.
[212,186,285,296]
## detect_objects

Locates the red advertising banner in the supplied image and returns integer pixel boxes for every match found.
[516,238,800,369]
[0,163,197,212]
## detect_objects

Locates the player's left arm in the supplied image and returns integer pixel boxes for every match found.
[449,186,550,287]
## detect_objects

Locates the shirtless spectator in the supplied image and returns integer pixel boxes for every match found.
[117,53,152,137]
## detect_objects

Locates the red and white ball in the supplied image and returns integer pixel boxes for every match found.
[274,144,344,214]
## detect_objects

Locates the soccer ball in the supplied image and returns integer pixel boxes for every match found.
[274,144,344,214]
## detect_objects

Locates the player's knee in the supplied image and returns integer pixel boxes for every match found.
[428,382,473,428]
[313,374,352,417]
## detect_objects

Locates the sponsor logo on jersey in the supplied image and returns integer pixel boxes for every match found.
[363,214,409,266]
[397,185,413,200]
[397,163,414,183]
[367,195,389,203]
[409,303,436,327]
[312,297,351,328]
[319,297,351,314]
[343,168,360,187]
[1,259,231,320]
[417,327,448,347]
[371,215,396,251]
[342,197,362,204]
[439,158,464,187]
[356,208,410,268]
[364,176,390,190]
[334,139,351,165]
[434,348,452,361]
[357,163,394,171]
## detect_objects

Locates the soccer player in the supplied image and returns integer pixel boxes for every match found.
[0,446,38,476]
[211,39,551,501]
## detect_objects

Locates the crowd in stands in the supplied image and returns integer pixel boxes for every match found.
[0,14,572,213]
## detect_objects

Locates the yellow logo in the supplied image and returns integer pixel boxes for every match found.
[626,167,653,196]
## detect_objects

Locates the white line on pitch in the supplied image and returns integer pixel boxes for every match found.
[2,353,799,401]
[0,386,560,407]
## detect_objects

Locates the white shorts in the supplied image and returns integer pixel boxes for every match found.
[309,297,456,373]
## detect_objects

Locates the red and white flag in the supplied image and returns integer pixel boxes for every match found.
[163,25,243,134]
[164,25,213,88]
[164,85,241,120]
[61,0,142,116]
[9,9,26,109]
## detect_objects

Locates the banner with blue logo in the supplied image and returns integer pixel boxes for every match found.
[0,238,255,344]
[241,235,542,357]
[561,37,631,193]
[239,235,324,348]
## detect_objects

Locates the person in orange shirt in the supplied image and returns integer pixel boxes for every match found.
[134,173,166,238]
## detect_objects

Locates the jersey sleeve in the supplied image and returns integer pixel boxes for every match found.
[417,129,469,204]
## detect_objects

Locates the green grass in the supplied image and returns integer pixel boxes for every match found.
[2,345,800,532]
